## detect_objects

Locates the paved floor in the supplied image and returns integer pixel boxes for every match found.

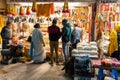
[0,62,72,80]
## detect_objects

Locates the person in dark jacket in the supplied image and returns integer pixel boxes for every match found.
[48,18,61,66]
[61,19,72,64]
[1,21,12,49]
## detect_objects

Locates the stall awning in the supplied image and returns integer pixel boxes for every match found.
[6,0,96,2]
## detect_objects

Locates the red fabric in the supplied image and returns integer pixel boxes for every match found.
[19,13,24,16]
[50,3,54,14]
[26,12,30,15]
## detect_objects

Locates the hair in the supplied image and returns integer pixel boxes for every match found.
[6,21,11,25]
[34,23,40,28]
[74,24,78,27]
[52,19,57,24]
[62,19,68,24]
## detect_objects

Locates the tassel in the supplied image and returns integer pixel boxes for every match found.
[26,6,31,15]
[19,6,24,16]
[32,0,37,12]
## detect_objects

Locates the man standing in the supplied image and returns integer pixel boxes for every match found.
[71,24,82,49]
[48,19,61,66]
[1,21,12,49]
[61,19,72,64]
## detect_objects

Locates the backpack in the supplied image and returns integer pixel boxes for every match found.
[62,27,69,42]
[27,35,32,43]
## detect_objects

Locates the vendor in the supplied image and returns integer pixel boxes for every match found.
[19,22,30,38]
[109,25,120,60]
[1,21,12,49]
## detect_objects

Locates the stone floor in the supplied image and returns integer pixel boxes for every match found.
[0,62,72,80]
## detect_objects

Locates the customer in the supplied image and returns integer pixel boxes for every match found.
[48,18,61,66]
[1,21,12,49]
[61,19,72,64]
[32,23,45,64]
[71,24,82,49]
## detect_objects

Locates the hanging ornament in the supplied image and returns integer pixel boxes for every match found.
[26,6,31,15]
[12,8,17,16]
[5,4,10,15]
[62,0,70,13]
[32,0,37,12]
[19,6,24,16]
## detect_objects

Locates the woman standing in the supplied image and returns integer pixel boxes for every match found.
[32,23,45,64]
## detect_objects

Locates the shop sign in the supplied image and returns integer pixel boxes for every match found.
[7,0,96,2]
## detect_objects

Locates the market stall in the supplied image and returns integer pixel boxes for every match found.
[4,0,95,61]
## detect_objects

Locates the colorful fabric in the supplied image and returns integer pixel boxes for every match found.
[37,4,51,17]
[109,29,118,56]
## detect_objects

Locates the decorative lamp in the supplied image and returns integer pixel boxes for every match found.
[32,0,37,12]
[62,0,70,13]
[19,6,24,16]
[26,6,31,15]
[11,8,17,16]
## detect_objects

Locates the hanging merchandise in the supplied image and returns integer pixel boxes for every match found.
[11,8,17,16]
[43,4,51,17]
[5,4,10,15]
[114,13,119,21]
[104,4,109,11]
[19,6,25,16]
[32,0,37,12]
[50,3,54,14]
[26,6,31,15]
[37,3,53,17]
[62,0,70,13]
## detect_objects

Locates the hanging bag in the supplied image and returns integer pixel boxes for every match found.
[27,35,32,43]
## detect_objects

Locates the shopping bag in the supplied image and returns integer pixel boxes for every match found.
[27,35,32,42]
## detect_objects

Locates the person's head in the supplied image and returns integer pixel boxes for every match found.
[62,19,68,26]
[74,24,78,27]
[6,21,12,28]
[34,23,40,28]
[52,18,57,25]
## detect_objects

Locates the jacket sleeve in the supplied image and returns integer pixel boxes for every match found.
[62,27,67,37]
[58,28,61,39]
[1,27,11,39]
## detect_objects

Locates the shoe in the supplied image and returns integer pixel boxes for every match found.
[49,62,54,66]
[56,62,59,65]
[32,61,45,64]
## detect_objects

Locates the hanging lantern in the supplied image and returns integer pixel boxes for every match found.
[32,0,37,12]
[5,4,10,15]
[12,8,17,16]
[19,6,24,16]
[26,6,31,15]
[62,0,70,13]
